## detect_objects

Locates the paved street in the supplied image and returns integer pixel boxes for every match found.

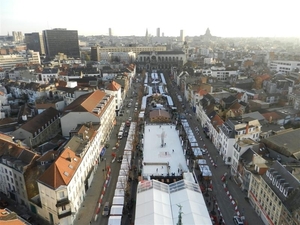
[165,70,263,225]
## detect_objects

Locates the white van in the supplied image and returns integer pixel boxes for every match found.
[118,132,123,139]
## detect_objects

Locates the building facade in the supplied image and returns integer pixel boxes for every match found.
[137,51,186,71]
[36,124,102,225]
[12,107,61,147]
[60,90,115,144]
[248,161,300,225]
[43,29,80,58]
[24,32,45,55]
[91,46,166,62]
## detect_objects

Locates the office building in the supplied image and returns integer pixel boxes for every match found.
[109,28,113,37]
[24,32,45,55]
[156,28,160,37]
[43,28,80,58]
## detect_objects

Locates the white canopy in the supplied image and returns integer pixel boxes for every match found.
[135,179,212,225]
[114,188,125,197]
[110,205,123,216]
[112,196,124,205]
[108,216,122,225]
[199,165,212,177]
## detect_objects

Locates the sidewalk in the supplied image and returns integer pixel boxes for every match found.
[73,162,107,225]
[74,118,121,225]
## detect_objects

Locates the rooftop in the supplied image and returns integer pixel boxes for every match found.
[135,179,211,225]
[142,124,188,177]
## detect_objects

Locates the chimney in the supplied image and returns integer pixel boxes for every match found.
[246,122,249,134]
[67,152,71,162]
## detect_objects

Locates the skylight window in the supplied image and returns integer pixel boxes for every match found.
[63,171,69,176]
[68,164,73,169]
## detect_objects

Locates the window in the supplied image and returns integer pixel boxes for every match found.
[62,205,66,211]
[59,191,65,198]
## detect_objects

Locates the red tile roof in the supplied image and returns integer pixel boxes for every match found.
[107,81,121,91]
[259,74,271,81]
[197,89,208,96]
[235,92,244,100]
[63,90,107,115]
[38,147,81,189]
[261,112,283,121]
[211,114,224,128]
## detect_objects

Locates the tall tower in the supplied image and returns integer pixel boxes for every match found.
[145,28,149,44]
[180,30,185,42]
[109,28,113,37]
[156,28,160,37]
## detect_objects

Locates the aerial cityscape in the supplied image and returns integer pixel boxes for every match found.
[1,2,300,225]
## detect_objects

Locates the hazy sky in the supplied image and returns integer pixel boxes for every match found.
[0,0,299,38]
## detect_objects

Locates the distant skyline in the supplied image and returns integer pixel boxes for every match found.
[1,0,299,38]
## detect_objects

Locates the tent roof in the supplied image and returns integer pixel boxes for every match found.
[135,179,212,225]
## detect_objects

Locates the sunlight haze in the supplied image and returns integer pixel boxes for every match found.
[0,0,299,37]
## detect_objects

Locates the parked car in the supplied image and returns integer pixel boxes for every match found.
[102,202,110,216]
[117,156,123,163]
[233,216,244,225]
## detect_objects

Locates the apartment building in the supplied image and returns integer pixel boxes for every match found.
[217,117,261,165]
[99,51,136,63]
[232,139,259,184]
[0,134,39,207]
[248,161,300,225]
[0,55,28,69]
[37,124,102,225]
[12,107,61,147]
[60,90,115,144]
[105,81,122,113]
[202,66,238,81]
[269,60,300,73]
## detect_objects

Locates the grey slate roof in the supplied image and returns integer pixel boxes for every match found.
[262,161,300,202]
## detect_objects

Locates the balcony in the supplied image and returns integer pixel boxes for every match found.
[57,210,72,219]
[56,198,70,207]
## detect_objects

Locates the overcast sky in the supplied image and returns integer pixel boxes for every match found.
[1,0,299,38]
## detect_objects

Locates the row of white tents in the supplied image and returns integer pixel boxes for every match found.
[108,122,137,225]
